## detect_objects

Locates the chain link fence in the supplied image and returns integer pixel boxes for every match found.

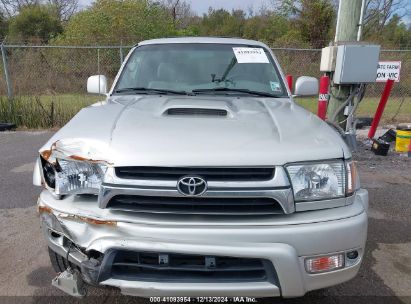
[0,45,131,96]
[0,44,409,99]
[0,44,409,127]
[273,48,410,100]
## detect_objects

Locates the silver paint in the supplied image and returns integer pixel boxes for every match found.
[34,37,366,298]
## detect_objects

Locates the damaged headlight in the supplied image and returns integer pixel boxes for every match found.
[41,157,56,189]
[286,160,346,202]
[40,157,107,195]
[55,159,107,195]
[38,139,110,196]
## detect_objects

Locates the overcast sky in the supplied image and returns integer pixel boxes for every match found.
[79,0,271,15]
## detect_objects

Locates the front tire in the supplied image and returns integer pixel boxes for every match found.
[48,247,70,273]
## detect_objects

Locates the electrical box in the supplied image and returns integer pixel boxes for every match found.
[333,44,380,84]
[320,46,337,72]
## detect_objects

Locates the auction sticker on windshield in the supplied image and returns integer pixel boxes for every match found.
[233,47,269,63]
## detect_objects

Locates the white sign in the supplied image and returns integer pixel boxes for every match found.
[376,61,401,82]
[233,47,269,64]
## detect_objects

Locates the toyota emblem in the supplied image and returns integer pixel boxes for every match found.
[177,176,207,196]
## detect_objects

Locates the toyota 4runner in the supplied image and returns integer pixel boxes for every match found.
[34,37,368,298]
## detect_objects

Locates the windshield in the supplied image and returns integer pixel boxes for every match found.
[114,43,287,97]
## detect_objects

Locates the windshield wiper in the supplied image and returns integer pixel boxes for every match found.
[192,88,281,98]
[212,56,237,83]
[114,87,188,95]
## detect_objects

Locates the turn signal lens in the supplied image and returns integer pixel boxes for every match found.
[346,161,359,195]
[305,253,344,274]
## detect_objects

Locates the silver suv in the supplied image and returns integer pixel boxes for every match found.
[34,37,368,298]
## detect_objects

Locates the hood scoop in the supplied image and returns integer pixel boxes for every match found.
[165,107,228,117]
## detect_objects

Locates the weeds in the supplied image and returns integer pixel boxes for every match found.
[0,95,409,129]
[297,97,411,124]
[0,95,99,129]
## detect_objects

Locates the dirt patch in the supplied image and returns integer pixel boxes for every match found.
[372,243,411,298]
[0,206,49,296]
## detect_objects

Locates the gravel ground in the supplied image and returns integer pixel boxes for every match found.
[0,130,410,304]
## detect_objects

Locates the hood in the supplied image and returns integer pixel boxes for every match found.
[40,95,350,166]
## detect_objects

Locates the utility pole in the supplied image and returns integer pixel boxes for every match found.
[327,0,364,127]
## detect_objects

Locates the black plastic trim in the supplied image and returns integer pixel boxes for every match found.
[97,249,278,284]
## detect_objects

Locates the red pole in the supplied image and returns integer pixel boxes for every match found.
[286,75,293,92]
[317,75,329,120]
[368,79,395,139]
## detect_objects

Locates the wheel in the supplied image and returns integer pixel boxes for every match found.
[48,247,70,273]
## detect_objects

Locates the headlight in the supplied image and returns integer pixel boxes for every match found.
[55,159,107,195]
[286,160,346,202]
[38,138,111,196]
[40,157,107,196]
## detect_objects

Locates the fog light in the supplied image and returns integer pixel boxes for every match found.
[305,253,345,274]
[346,250,359,260]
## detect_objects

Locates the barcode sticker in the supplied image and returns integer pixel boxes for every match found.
[233,47,269,63]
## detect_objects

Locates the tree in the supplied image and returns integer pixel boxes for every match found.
[200,8,231,36]
[199,8,246,37]
[296,0,335,48]
[53,0,176,45]
[46,0,79,21]
[243,12,291,44]
[0,10,7,39]
[365,13,411,47]
[8,4,63,42]
[363,0,410,37]
[0,0,39,18]
[0,0,78,21]
[161,0,193,28]
[274,0,335,48]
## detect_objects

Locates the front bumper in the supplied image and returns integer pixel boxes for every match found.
[38,189,368,298]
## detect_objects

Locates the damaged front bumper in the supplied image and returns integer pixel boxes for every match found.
[38,189,368,298]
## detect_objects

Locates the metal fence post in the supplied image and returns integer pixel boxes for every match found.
[97,48,101,94]
[120,46,124,65]
[97,48,100,75]
[1,43,13,100]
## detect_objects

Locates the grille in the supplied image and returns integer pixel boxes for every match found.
[115,167,275,181]
[106,195,283,215]
[99,250,275,283]
[166,108,227,116]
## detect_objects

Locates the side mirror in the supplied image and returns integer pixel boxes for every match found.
[87,75,108,95]
[294,76,319,96]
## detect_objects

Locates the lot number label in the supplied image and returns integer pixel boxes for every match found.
[233,47,269,64]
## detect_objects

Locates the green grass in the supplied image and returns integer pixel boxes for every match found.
[0,94,409,129]
[296,97,411,124]
[0,94,100,129]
